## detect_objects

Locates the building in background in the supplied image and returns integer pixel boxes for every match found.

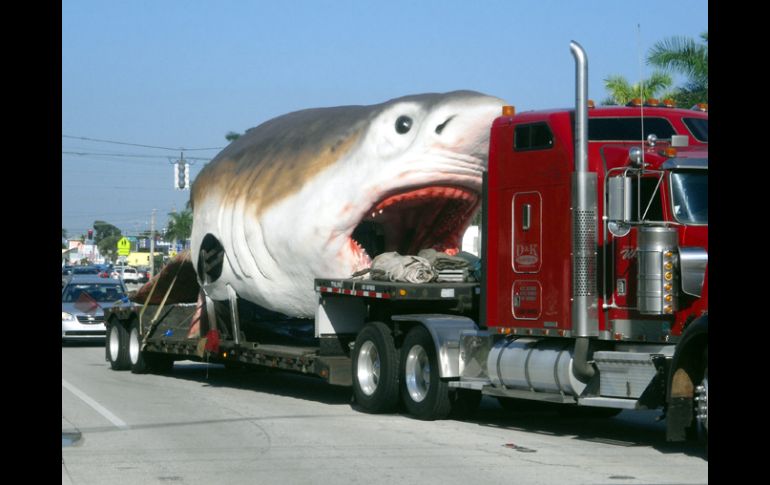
[65,238,103,265]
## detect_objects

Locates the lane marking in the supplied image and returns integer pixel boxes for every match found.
[62,379,129,430]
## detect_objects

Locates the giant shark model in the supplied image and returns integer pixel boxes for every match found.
[190,91,505,317]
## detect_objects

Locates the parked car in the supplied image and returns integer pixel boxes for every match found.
[62,275,127,343]
[110,266,142,284]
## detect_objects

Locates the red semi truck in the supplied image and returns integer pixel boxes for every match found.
[105,41,707,445]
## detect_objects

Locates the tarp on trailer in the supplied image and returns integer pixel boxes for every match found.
[131,250,200,305]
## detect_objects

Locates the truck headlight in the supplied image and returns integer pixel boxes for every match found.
[62,312,74,320]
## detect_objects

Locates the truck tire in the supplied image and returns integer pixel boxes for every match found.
[400,325,451,420]
[129,320,174,374]
[695,346,708,456]
[107,320,130,370]
[352,321,400,413]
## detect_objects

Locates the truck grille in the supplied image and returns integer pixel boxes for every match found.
[76,315,104,324]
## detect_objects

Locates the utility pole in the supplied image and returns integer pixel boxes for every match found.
[150,209,157,278]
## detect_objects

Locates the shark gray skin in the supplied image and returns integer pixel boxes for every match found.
[190,91,506,317]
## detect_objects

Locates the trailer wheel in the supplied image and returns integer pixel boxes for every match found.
[129,320,174,374]
[107,320,130,371]
[400,325,451,420]
[352,321,400,413]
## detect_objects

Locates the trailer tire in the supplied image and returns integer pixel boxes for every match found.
[352,321,400,414]
[107,320,130,371]
[400,325,451,420]
[129,320,174,374]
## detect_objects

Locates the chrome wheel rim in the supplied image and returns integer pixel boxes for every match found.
[109,326,120,361]
[357,341,380,396]
[129,327,141,365]
[405,344,430,403]
[695,369,708,433]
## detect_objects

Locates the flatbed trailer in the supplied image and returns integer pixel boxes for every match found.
[104,278,480,388]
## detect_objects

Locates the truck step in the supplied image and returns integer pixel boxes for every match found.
[593,351,659,399]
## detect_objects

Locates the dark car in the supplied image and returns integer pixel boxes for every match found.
[72,266,101,275]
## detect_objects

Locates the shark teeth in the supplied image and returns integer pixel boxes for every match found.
[350,185,479,262]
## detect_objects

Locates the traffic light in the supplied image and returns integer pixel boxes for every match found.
[87,229,93,241]
[175,161,189,190]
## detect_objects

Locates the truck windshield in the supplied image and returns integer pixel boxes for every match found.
[670,171,707,225]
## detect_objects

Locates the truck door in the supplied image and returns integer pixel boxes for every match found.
[511,192,542,320]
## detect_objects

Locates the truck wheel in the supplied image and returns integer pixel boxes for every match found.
[695,346,708,454]
[107,320,130,370]
[400,325,451,420]
[129,320,174,374]
[352,321,399,413]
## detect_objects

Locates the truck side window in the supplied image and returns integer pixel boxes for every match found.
[514,123,554,151]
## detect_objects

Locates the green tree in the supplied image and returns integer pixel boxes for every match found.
[165,209,193,245]
[602,71,673,106]
[647,32,708,108]
[225,131,242,142]
[93,220,123,261]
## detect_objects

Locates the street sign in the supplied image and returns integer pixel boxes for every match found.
[117,237,131,256]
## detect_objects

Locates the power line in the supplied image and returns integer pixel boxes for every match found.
[62,150,212,161]
[62,184,190,191]
[62,134,224,152]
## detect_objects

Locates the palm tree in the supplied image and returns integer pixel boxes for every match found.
[647,32,708,107]
[165,209,193,248]
[602,71,673,106]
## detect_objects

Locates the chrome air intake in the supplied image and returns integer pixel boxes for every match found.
[637,226,679,315]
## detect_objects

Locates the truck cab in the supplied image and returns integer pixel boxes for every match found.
[476,98,708,441]
[485,103,708,339]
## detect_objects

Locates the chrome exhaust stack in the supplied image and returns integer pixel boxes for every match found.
[570,40,598,382]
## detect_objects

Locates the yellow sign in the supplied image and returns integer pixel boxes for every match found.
[117,237,131,256]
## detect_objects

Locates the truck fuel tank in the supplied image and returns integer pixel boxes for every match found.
[486,338,588,396]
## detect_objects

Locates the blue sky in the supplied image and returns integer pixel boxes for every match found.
[62,0,707,237]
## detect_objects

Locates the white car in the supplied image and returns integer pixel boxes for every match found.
[62,275,128,343]
[111,266,142,283]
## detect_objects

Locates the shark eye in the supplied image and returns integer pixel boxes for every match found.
[395,116,412,134]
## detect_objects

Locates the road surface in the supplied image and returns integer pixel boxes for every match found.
[62,343,707,485]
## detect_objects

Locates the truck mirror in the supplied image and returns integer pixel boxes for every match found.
[607,176,632,237]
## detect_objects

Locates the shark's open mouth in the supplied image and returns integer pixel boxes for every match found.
[350,185,480,266]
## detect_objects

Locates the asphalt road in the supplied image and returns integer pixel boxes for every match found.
[62,343,708,485]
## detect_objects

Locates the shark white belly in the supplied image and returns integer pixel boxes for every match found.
[191,91,506,317]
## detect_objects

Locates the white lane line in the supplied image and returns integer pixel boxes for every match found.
[62,379,129,430]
